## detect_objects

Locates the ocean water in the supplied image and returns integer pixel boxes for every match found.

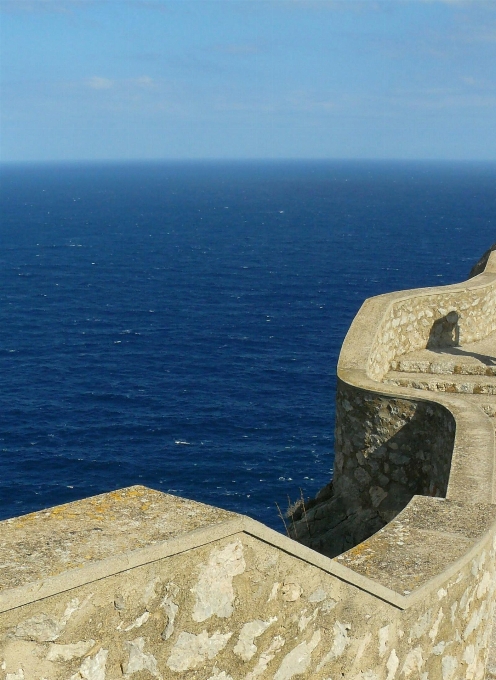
[0,160,495,531]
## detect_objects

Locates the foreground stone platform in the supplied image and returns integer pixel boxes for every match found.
[2,484,496,679]
[0,486,236,601]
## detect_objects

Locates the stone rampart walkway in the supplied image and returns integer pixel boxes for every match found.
[384,330,496,679]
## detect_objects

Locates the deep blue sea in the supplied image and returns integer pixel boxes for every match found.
[0,160,495,530]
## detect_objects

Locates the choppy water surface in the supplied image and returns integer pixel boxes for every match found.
[0,160,495,529]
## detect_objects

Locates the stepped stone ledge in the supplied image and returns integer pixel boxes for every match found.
[3,246,496,679]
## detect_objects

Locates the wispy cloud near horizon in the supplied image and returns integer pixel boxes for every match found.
[87,76,113,90]
[2,0,496,161]
[85,75,154,91]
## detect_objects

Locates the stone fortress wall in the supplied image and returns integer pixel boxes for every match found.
[2,248,496,679]
[289,248,496,558]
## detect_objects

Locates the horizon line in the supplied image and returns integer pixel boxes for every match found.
[2,157,496,167]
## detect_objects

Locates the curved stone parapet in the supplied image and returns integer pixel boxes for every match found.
[290,249,496,550]
[287,247,496,677]
[339,249,496,508]
[2,249,496,679]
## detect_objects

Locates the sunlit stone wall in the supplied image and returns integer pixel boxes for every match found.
[2,495,496,679]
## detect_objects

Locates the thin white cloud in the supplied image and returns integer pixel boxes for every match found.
[420,0,483,4]
[87,77,113,90]
[0,0,171,14]
[460,75,496,90]
[121,0,171,11]
[213,44,260,56]
[384,86,496,110]
[274,1,380,9]
[134,76,154,87]
[458,29,496,44]
[85,76,155,91]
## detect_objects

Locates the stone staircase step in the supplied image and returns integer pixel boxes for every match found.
[383,371,496,395]
[390,354,496,376]
[390,330,496,376]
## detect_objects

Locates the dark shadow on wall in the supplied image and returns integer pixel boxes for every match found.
[426,311,496,365]
[430,346,496,367]
[426,311,460,349]
[288,385,455,559]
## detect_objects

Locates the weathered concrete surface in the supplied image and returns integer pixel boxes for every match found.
[0,486,236,597]
[2,489,496,679]
[337,496,496,594]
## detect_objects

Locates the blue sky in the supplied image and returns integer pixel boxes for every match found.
[1,0,496,162]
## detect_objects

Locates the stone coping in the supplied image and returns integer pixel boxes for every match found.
[0,486,236,595]
[338,370,496,506]
[2,487,496,617]
[336,496,496,594]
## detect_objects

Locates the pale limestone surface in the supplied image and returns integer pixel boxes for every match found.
[336,496,496,593]
[2,520,495,679]
[0,485,236,594]
[233,618,276,661]
[191,540,246,622]
[366,277,496,382]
